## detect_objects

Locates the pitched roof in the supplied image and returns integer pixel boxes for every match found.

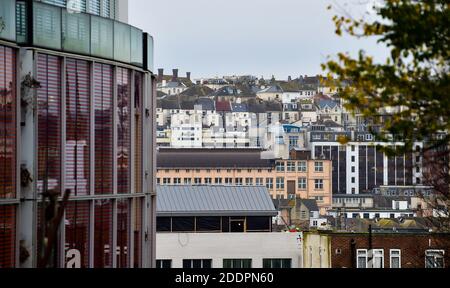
[257,85,284,94]
[180,85,214,97]
[215,100,232,112]
[211,86,238,96]
[300,199,319,211]
[156,185,277,216]
[157,148,275,168]
[157,99,180,110]
[231,103,248,112]
[195,97,215,110]
[318,99,339,109]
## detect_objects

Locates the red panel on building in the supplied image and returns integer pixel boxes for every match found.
[36,54,62,196]
[0,45,16,199]
[0,205,16,268]
[94,63,113,195]
[117,68,131,194]
[117,199,130,268]
[94,199,113,268]
[66,59,90,196]
[65,201,90,268]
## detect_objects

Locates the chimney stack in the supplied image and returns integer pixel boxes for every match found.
[186,72,191,81]
[288,76,292,82]
[158,68,163,82]
[172,69,178,81]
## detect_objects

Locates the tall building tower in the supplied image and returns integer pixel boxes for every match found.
[0,0,156,267]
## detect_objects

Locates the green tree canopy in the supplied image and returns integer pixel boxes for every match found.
[322,0,449,154]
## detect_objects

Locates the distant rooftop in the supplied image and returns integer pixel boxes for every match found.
[156,185,277,217]
[157,148,274,168]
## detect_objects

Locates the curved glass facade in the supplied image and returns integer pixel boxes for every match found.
[0,0,155,269]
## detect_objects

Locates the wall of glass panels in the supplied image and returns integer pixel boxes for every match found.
[36,53,62,196]
[33,2,62,50]
[65,58,90,196]
[134,72,143,194]
[15,1,27,43]
[133,198,143,268]
[90,16,113,59]
[65,201,90,268]
[117,67,131,194]
[62,11,90,54]
[117,199,130,268]
[0,0,17,41]
[94,63,113,195]
[0,45,16,200]
[113,21,131,63]
[94,199,113,267]
[33,52,149,267]
[130,28,143,67]
[0,205,16,268]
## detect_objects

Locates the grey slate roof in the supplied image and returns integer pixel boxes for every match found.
[156,185,277,217]
[231,103,248,112]
[300,199,319,211]
[195,97,215,111]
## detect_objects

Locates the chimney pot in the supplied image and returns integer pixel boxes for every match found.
[172,69,179,81]
[158,68,164,82]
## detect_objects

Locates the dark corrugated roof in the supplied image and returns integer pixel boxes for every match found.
[157,185,277,216]
[157,148,274,168]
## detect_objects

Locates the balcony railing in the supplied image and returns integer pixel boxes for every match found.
[0,0,154,72]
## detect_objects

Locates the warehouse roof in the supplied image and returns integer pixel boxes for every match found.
[156,185,277,217]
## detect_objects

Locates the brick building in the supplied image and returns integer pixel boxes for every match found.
[302,231,450,268]
[331,232,450,268]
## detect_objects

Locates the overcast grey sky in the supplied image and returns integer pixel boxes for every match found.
[128,0,388,80]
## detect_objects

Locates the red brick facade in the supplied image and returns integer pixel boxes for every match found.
[330,233,450,268]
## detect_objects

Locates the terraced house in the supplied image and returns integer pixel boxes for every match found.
[156,148,332,214]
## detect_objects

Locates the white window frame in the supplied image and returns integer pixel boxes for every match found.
[357,249,368,268]
[425,249,445,268]
[298,177,307,190]
[297,161,307,172]
[390,249,401,268]
[372,249,384,268]
[314,161,323,172]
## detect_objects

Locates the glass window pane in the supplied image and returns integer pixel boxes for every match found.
[65,201,90,268]
[62,11,90,54]
[91,16,113,58]
[65,59,90,196]
[0,205,16,268]
[16,1,28,43]
[0,0,16,41]
[0,46,17,200]
[94,199,113,268]
[33,2,62,50]
[146,34,154,72]
[130,27,143,67]
[114,21,131,63]
[88,0,101,15]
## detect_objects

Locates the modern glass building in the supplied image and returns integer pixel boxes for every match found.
[0,0,156,267]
